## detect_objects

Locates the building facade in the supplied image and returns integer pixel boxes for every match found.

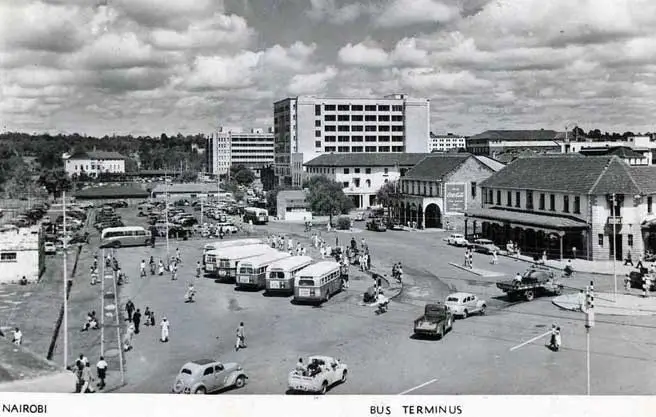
[467,155,656,261]
[151,183,222,200]
[429,133,467,152]
[274,94,431,187]
[206,127,275,175]
[0,225,44,284]
[561,136,654,165]
[466,130,563,157]
[304,153,430,210]
[276,190,311,221]
[396,155,498,230]
[63,151,126,178]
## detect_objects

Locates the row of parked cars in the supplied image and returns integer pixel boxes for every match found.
[445,233,501,254]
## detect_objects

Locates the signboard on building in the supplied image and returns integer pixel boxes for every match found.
[444,183,467,214]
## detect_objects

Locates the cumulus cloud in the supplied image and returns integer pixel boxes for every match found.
[306,0,367,24]
[177,52,262,91]
[338,43,390,67]
[288,66,338,95]
[375,0,459,28]
[261,42,317,71]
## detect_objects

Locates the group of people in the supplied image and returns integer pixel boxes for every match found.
[80,311,99,332]
[73,354,108,393]
[1,327,23,345]
[463,248,475,269]
[391,262,403,283]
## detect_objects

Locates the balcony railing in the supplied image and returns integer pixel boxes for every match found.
[607,216,622,225]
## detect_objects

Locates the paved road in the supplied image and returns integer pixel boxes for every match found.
[81,213,656,394]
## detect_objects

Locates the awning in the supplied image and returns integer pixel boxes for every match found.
[465,208,588,232]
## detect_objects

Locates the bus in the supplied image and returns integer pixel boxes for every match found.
[293,261,342,304]
[210,244,278,280]
[235,251,292,290]
[265,256,313,295]
[100,226,152,249]
[202,238,263,267]
[243,207,268,225]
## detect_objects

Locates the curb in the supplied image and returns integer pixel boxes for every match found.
[448,262,503,277]
[366,269,404,300]
[498,254,630,277]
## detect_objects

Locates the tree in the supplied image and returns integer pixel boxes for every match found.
[376,181,402,222]
[177,171,199,183]
[231,165,255,186]
[304,176,354,224]
[4,158,34,199]
[38,169,72,198]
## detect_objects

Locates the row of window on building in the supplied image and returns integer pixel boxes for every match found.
[484,189,584,214]
[0,252,17,262]
[73,164,121,171]
[316,115,404,123]
[322,146,405,153]
[318,125,405,133]
[315,104,404,114]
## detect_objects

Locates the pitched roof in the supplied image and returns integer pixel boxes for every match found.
[579,146,645,159]
[69,151,126,160]
[474,155,505,172]
[480,155,642,194]
[629,166,656,194]
[403,154,472,181]
[468,130,561,141]
[152,183,221,194]
[304,153,430,167]
[74,185,150,199]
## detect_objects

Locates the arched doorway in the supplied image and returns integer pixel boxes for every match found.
[399,202,406,225]
[410,203,418,226]
[425,203,442,228]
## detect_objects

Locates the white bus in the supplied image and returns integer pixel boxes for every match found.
[211,244,278,281]
[243,207,268,225]
[265,256,313,295]
[202,238,262,267]
[100,226,152,249]
[235,251,292,290]
[293,261,342,304]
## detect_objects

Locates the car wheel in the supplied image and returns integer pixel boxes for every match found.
[341,370,347,383]
[326,291,331,302]
[462,309,468,319]
[480,305,486,315]
[525,290,535,301]
[320,381,328,395]
[194,386,206,394]
[438,325,444,339]
[234,375,246,389]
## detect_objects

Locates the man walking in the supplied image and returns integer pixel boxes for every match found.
[235,322,246,351]
[125,300,135,322]
[133,309,142,334]
[196,261,202,278]
[140,260,146,278]
[160,317,170,342]
[80,362,95,393]
[12,327,22,345]
[96,356,108,390]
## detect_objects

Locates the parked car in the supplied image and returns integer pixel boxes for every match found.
[366,218,387,232]
[69,232,90,245]
[471,238,501,254]
[44,242,57,255]
[216,222,238,234]
[352,212,366,222]
[444,292,487,318]
[446,233,469,246]
[287,356,347,394]
[171,359,247,394]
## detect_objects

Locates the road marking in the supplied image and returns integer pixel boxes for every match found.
[509,330,553,352]
[399,378,438,395]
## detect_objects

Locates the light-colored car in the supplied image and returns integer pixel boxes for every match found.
[171,359,247,394]
[353,212,366,222]
[444,292,487,318]
[471,238,501,254]
[44,242,57,255]
[287,356,347,394]
[446,233,468,246]
[217,222,238,234]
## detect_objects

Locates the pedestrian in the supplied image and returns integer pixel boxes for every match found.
[171,262,178,280]
[123,323,135,351]
[140,260,146,278]
[491,250,498,265]
[578,289,585,312]
[643,274,651,298]
[176,248,181,264]
[287,238,293,252]
[196,261,202,278]
[160,317,170,342]
[554,327,562,351]
[149,256,155,275]
[464,249,470,268]
[80,362,95,393]
[144,307,152,326]
[235,322,246,351]
[158,259,165,276]
[133,309,141,334]
[624,250,634,266]
[96,356,107,389]
[12,327,22,345]
[468,250,474,269]
[320,246,326,259]
[636,254,645,270]
[367,253,372,271]
[624,274,631,292]
[125,300,135,322]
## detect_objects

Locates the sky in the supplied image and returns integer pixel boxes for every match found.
[1,0,656,137]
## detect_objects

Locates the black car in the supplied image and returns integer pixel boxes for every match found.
[70,232,90,244]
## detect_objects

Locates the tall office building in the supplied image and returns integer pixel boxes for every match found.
[273,94,430,186]
[206,127,275,176]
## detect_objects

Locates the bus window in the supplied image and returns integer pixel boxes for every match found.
[298,279,314,286]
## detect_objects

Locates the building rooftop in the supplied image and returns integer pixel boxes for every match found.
[0,226,40,251]
[480,155,648,195]
[473,155,505,172]
[579,146,646,159]
[152,183,222,194]
[277,190,306,200]
[304,153,430,167]
[403,154,472,181]
[469,130,562,142]
[75,185,150,199]
[67,151,126,160]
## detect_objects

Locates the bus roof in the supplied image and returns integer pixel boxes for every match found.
[212,244,276,260]
[268,256,313,271]
[203,239,262,251]
[238,251,291,268]
[101,226,147,237]
[297,261,340,277]
[245,207,267,212]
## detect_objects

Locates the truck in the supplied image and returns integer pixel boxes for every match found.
[366,218,387,232]
[496,267,563,301]
[413,303,454,339]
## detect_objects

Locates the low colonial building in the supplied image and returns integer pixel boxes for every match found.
[63,151,126,178]
[467,155,656,261]
[276,190,311,221]
[151,183,222,200]
[428,133,467,152]
[395,154,499,229]
[0,225,44,284]
[467,130,563,157]
[304,153,430,209]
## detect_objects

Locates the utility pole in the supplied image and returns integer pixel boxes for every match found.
[612,193,617,301]
[585,281,595,396]
[62,190,68,368]
[100,249,105,357]
[165,173,170,262]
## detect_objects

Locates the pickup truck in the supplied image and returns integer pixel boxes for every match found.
[413,303,454,339]
[496,267,563,301]
[287,356,347,394]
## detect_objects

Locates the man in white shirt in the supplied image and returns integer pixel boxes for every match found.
[12,328,22,345]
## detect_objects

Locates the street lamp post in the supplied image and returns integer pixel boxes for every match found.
[62,190,68,368]
[165,175,170,262]
[612,193,617,301]
[100,249,105,357]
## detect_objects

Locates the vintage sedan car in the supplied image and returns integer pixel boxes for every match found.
[171,359,247,394]
[471,238,501,254]
[44,242,57,255]
[444,292,487,318]
[287,356,347,394]
[217,222,239,234]
[446,233,469,246]
[353,212,366,222]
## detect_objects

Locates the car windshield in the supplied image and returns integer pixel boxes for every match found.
[446,297,460,302]
[180,368,193,375]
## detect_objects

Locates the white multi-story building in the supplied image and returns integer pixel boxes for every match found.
[429,133,467,152]
[0,225,44,284]
[63,151,126,178]
[304,153,430,209]
[560,135,654,165]
[206,127,275,176]
[274,94,431,187]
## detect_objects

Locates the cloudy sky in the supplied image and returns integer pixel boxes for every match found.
[1,0,655,137]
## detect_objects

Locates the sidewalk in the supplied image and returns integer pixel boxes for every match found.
[448,262,504,278]
[503,253,639,276]
[552,291,656,316]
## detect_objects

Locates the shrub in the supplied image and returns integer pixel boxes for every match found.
[336,216,351,230]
